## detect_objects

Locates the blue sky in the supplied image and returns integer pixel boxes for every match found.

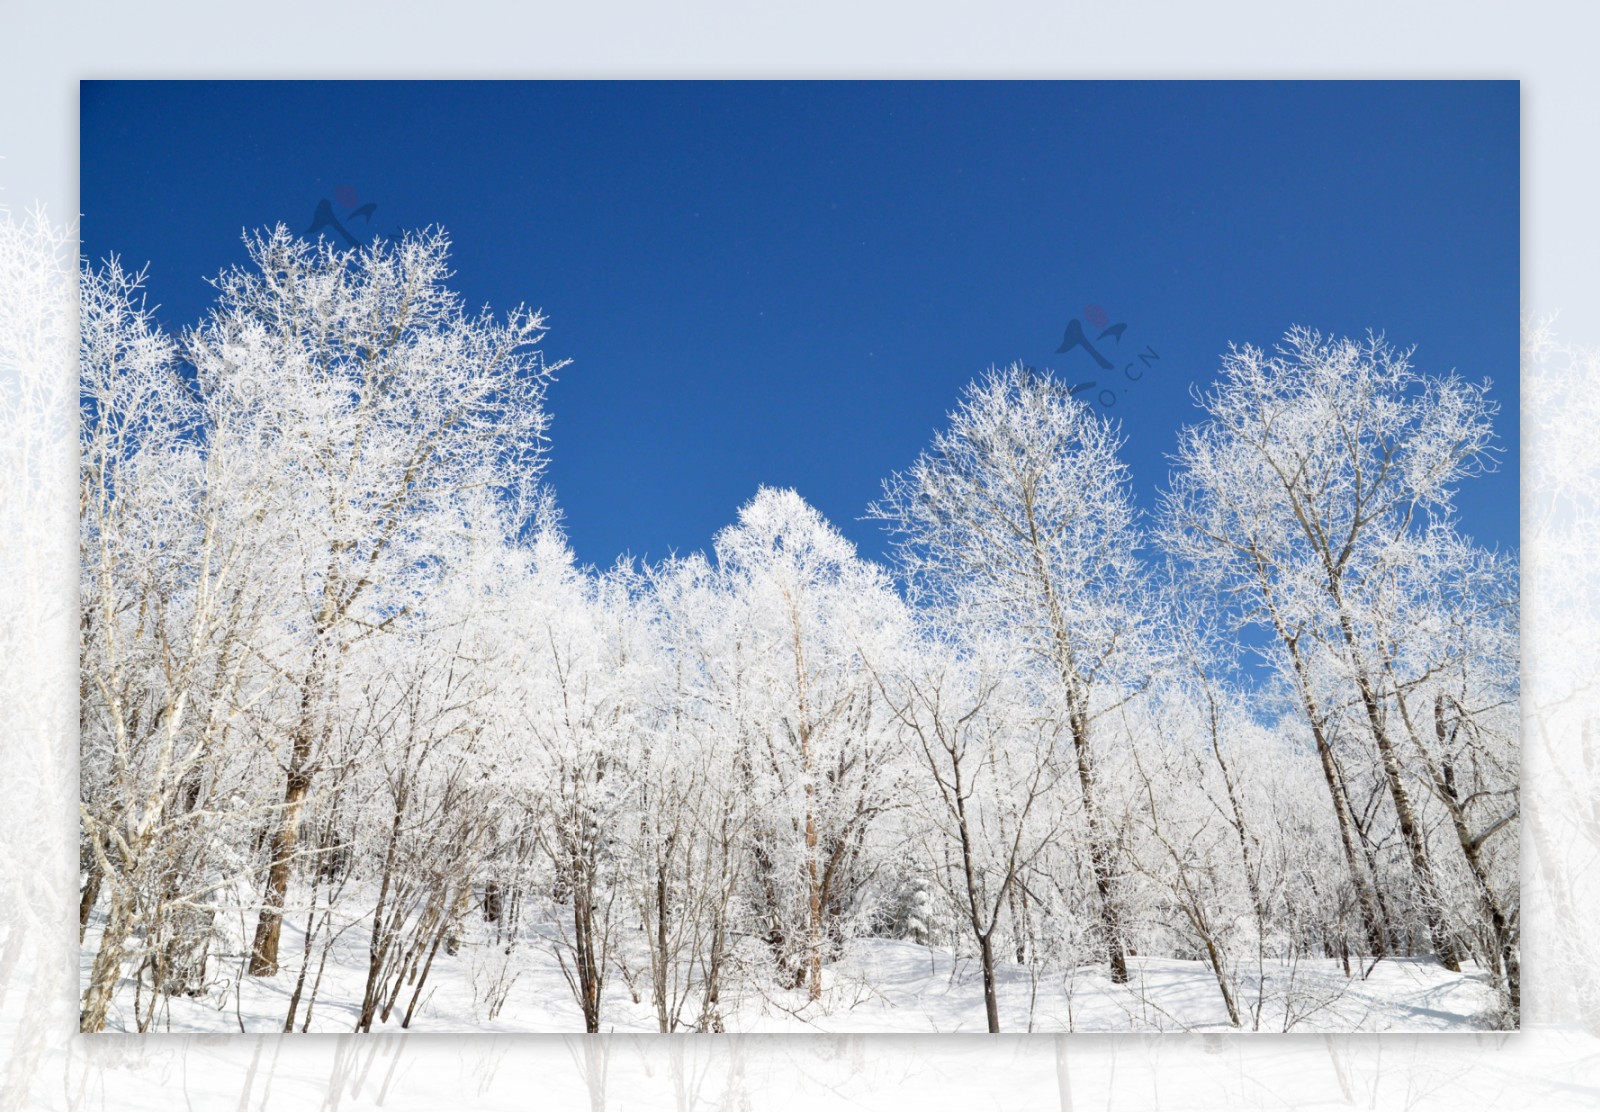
[80,80,1520,569]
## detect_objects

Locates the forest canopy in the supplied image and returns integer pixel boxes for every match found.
[78,229,1519,1034]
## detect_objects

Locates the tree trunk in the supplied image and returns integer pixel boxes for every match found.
[1190,903,1240,1027]
[572,852,602,1033]
[1337,624,1459,970]
[401,917,448,1028]
[283,894,321,1032]
[1070,711,1128,984]
[249,735,312,976]
[1010,884,1029,964]
[357,781,406,1031]
[652,855,672,1032]
[78,861,102,943]
[805,810,824,1002]
[81,887,136,1032]
[1026,500,1129,986]
[1422,694,1518,1010]
[1273,619,1390,958]
[979,932,1001,1033]
[252,636,333,977]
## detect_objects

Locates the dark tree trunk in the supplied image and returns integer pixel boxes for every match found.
[1070,711,1128,984]
[78,861,102,942]
[1275,622,1390,958]
[1339,633,1459,970]
[249,741,311,976]
[979,932,1001,1033]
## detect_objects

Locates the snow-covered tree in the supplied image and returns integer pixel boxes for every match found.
[869,626,1071,1031]
[713,487,906,1001]
[77,229,1521,1034]
[177,227,563,976]
[1162,328,1511,988]
[872,364,1153,984]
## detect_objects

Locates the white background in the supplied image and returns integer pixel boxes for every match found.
[2,2,1597,1108]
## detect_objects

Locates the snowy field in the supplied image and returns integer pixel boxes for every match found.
[83,904,1502,1035]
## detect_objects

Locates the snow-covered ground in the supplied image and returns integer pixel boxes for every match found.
[83,905,1503,1034]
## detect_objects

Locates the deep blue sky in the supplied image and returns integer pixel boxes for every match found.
[80,81,1520,569]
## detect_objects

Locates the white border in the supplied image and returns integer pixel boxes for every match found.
[3,3,1596,1108]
